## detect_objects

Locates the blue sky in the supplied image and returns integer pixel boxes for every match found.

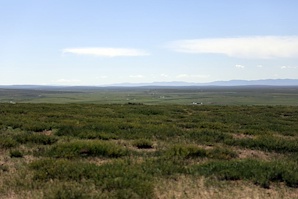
[1,0,298,85]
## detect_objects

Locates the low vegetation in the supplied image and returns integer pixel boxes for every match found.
[0,103,298,198]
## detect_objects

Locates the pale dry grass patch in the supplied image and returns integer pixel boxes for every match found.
[237,148,273,160]
[155,175,298,199]
[1,190,44,199]
[39,130,54,136]
[0,151,39,198]
[232,133,255,140]
[86,157,113,166]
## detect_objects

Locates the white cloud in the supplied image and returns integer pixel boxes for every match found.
[53,79,81,83]
[168,36,298,59]
[97,76,108,79]
[160,74,169,78]
[280,66,297,69]
[176,74,210,78]
[177,74,188,78]
[62,47,150,57]
[235,64,245,69]
[129,75,144,78]
[257,65,263,68]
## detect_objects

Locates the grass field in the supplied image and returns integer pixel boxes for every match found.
[1,86,298,105]
[0,103,298,198]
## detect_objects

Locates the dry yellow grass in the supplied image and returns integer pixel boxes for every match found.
[155,175,298,199]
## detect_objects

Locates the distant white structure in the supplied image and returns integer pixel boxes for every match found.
[192,102,203,105]
[9,101,16,104]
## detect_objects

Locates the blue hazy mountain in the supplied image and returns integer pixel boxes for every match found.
[1,79,298,89]
[108,79,298,87]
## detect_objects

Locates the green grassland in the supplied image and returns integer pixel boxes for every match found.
[1,103,298,198]
[1,86,298,105]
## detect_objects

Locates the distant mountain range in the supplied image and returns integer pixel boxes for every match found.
[105,79,298,87]
[1,79,298,89]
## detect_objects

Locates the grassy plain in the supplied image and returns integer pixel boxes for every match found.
[0,86,298,198]
[1,86,298,105]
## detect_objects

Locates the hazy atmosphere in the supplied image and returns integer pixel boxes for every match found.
[1,0,298,85]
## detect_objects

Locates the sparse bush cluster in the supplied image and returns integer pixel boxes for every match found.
[30,159,154,199]
[165,144,237,160]
[55,124,119,140]
[10,149,23,158]
[40,140,128,158]
[132,139,153,149]
[192,159,298,188]
[0,104,298,198]
[0,133,57,149]
[13,133,58,145]
[0,137,18,148]
[225,135,298,153]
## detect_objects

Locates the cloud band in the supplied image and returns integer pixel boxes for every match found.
[169,36,298,59]
[62,47,150,57]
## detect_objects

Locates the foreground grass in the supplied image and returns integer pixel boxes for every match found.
[0,104,298,198]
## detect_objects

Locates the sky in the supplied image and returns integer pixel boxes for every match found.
[1,0,298,85]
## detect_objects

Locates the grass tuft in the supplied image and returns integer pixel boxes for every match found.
[132,139,153,149]
[39,140,128,158]
[193,159,298,188]
[10,149,23,158]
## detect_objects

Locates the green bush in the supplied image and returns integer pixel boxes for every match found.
[30,159,154,199]
[10,150,23,158]
[78,131,117,140]
[207,147,238,160]
[55,125,82,137]
[0,164,9,172]
[13,133,58,145]
[22,122,52,132]
[165,145,237,160]
[142,157,187,177]
[56,125,118,140]
[165,144,207,159]
[44,184,88,199]
[30,159,99,181]
[0,137,18,148]
[42,140,128,158]
[186,130,233,144]
[132,139,153,149]
[192,159,298,188]
[225,136,298,153]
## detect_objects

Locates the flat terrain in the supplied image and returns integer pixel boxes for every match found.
[0,104,298,198]
[1,86,298,105]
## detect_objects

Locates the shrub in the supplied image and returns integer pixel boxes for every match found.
[13,133,58,145]
[225,136,298,153]
[207,147,238,160]
[30,159,154,199]
[193,159,298,188]
[78,131,117,140]
[165,144,207,159]
[56,125,118,140]
[44,184,88,199]
[165,145,237,160]
[21,122,51,132]
[142,157,187,177]
[132,139,153,149]
[187,130,233,144]
[42,140,128,158]
[10,150,23,158]
[30,159,98,181]
[0,164,9,172]
[0,137,18,148]
[55,125,81,137]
